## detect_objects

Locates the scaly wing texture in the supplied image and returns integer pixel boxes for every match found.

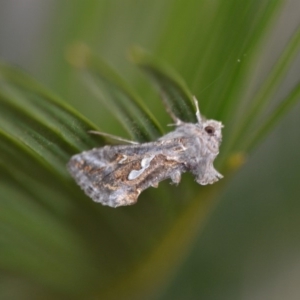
[67,141,186,207]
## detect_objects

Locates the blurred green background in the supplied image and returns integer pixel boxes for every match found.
[0,0,300,299]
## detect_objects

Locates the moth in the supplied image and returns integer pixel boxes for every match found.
[67,97,223,207]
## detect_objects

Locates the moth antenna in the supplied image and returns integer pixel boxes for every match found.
[193,96,202,123]
[88,131,139,144]
[164,106,183,126]
[159,92,183,126]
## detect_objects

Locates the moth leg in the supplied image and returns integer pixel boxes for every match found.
[88,131,139,145]
[170,170,181,185]
[196,165,223,185]
[112,189,141,207]
[151,182,159,188]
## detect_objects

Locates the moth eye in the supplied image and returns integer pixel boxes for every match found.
[205,125,215,135]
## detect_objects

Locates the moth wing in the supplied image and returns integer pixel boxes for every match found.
[67,145,139,207]
[67,140,186,207]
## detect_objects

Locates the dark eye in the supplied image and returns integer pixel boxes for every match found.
[205,126,215,135]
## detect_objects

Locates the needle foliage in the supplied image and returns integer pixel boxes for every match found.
[1,1,300,299]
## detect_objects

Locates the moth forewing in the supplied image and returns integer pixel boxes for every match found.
[67,97,223,207]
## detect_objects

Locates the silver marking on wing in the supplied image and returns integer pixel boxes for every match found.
[128,155,155,180]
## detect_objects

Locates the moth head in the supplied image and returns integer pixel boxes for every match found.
[202,119,223,145]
